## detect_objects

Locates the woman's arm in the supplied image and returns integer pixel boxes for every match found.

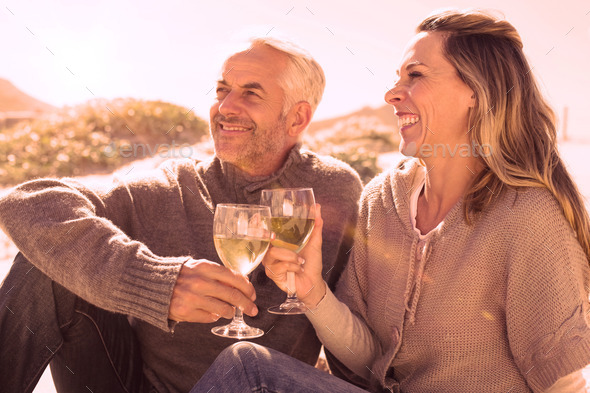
[305,284,381,379]
[262,205,381,379]
[505,188,590,392]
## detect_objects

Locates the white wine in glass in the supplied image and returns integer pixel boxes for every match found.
[260,188,315,314]
[211,204,271,339]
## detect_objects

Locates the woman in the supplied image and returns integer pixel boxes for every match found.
[191,9,590,393]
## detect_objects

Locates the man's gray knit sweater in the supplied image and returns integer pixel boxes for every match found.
[0,146,363,392]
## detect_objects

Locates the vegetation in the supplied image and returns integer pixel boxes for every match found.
[305,115,399,184]
[0,99,397,185]
[0,98,209,184]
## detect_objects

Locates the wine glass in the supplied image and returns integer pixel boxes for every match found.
[260,188,316,314]
[211,204,271,339]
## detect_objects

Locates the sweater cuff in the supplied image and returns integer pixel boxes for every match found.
[304,281,328,311]
[305,285,341,325]
[544,370,587,393]
[529,339,590,392]
[525,304,590,391]
[114,254,189,331]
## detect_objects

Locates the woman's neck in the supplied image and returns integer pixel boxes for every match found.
[415,156,482,233]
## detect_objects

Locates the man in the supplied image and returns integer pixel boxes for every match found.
[0,38,362,392]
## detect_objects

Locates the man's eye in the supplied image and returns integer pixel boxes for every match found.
[408,72,422,78]
[215,88,229,100]
[245,90,259,97]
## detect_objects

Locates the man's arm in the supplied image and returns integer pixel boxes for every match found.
[0,175,257,330]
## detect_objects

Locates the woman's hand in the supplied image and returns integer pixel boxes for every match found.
[262,204,327,308]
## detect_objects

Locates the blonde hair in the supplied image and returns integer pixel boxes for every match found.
[249,37,326,117]
[418,9,590,262]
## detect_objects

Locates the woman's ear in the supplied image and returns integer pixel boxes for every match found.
[469,92,476,108]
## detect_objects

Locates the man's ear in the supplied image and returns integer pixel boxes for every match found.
[287,101,312,137]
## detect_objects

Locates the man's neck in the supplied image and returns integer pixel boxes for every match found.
[225,144,298,178]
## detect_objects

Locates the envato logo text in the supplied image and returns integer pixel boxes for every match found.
[103,141,194,159]
[404,141,493,158]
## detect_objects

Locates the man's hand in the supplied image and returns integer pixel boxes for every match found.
[169,259,258,323]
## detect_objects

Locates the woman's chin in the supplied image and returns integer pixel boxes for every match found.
[400,141,419,157]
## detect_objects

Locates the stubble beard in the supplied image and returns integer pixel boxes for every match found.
[211,113,288,171]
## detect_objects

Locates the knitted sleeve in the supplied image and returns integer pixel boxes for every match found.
[0,164,190,331]
[307,183,385,383]
[504,188,590,392]
[335,183,374,322]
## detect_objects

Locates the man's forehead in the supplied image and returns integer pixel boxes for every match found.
[231,44,284,61]
[218,46,287,86]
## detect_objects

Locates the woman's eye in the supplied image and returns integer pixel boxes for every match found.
[408,72,422,78]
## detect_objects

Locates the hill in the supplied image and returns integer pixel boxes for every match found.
[308,105,397,135]
[0,78,55,113]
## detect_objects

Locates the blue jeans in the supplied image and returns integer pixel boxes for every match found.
[190,342,371,393]
[0,253,151,393]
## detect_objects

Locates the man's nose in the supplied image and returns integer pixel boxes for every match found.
[218,91,242,117]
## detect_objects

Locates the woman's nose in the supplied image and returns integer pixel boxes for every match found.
[384,82,404,105]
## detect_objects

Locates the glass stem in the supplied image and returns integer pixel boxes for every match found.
[232,307,245,325]
[286,271,298,299]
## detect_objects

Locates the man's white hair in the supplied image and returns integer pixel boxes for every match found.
[248,37,326,117]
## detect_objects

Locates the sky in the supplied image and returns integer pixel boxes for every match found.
[1,0,589,139]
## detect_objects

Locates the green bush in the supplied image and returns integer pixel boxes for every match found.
[0,99,398,186]
[306,142,381,185]
[332,148,380,185]
[304,117,398,184]
[0,98,209,184]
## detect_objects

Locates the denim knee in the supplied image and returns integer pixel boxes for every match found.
[226,341,264,361]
